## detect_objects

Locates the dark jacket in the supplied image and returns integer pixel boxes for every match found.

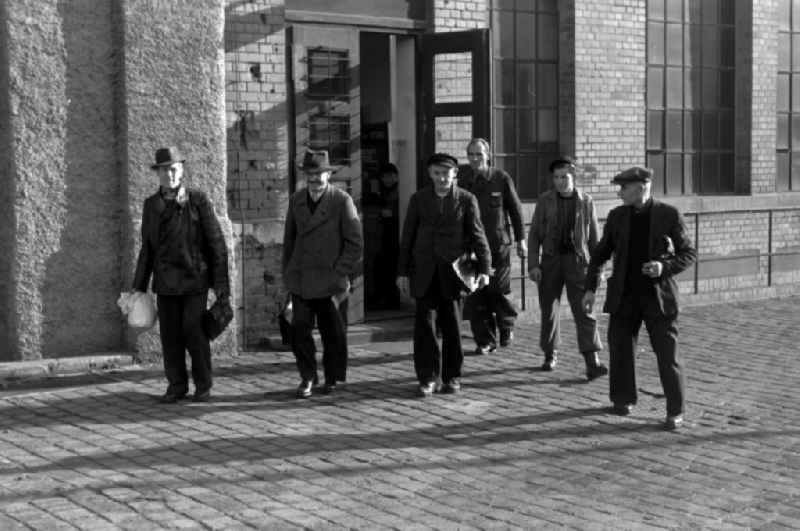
[398,185,491,299]
[282,185,363,299]
[457,166,525,252]
[527,188,599,270]
[133,188,229,297]
[586,199,696,316]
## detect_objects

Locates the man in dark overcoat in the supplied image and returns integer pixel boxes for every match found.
[582,166,696,430]
[457,138,526,355]
[397,153,491,397]
[282,150,363,398]
[133,147,230,404]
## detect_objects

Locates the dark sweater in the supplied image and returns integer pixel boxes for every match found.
[624,200,654,295]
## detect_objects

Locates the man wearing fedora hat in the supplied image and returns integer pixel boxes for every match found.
[397,152,491,397]
[527,156,607,381]
[283,149,363,398]
[133,146,230,404]
[582,166,696,430]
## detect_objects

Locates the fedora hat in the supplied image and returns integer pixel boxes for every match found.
[151,146,186,169]
[298,150,339,173]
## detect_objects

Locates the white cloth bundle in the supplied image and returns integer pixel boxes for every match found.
[117,291,157,329]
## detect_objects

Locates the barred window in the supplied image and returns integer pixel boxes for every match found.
[306,48,351,165]
[490,0,559,200]
[646,0,735,195]
[778,0,800,191]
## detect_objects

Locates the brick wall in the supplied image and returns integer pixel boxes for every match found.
[751,0,779,193]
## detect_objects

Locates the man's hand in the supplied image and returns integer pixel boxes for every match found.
[528,266,542,283]
[476,273,490,289]
[582,291,596,314]
[641,260,664,278]
[396,275,410,297]
[516,240,527,259]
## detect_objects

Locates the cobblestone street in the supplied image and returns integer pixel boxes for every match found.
[0,297,798,530]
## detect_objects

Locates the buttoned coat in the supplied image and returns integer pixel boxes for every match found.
[282,186,363,300]
[586,199,696,317]
[133,188,229,297]
[398,185,491,299]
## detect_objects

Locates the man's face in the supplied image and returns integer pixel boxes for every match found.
[428,164,457,194]
[380,171,398,188]
[467,142,489,171]
[552,166,575,195]
[157,162,184,190]
[305,170,331,195]
[618,181,646,206]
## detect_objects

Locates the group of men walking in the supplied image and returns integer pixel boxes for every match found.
[133,139,696,432]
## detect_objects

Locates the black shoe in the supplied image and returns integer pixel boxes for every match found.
[192,389,211,402]
[417,381,437,397]
[322,381,336,395]
[499,329,513,347]
[475,344,497,356]
[611,403,633,416]
[539,351,558,371]
[296,379,313,399]
[664,414,684,430]
[159,391,187,404]
[583,351,608,381]
[441,379,461,394]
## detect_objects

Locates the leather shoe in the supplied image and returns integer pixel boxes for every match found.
[583,351,608,381]
[499,329,513,347]
[296,379,313,399]
[539,351,558,371]
[192,389,211,402]
[441,379,461,394]
[664,414,684,430]
[417,381,437,397]
[611,403,633,416]
[159,391,186,404]
[322,381,337,395]
[475,344,497,356]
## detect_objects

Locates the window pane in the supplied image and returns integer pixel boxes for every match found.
[719,0,734,24]
[516,12,536,60]
[494,110,515,153]
[702,112,719,149]
[648,153,666,195]
[719,70,734,108]
[666,23,683,65]
[684,154,696,193]
[719,110,734,149]
[702,68,719,109]
[495,59,515,105]
[537,14,557,60]
[648,67,664,108]
[685,68,701,109]
[517,156,540,200]
[519,109,536,150]
[493,10,515,57]
[702,27,719,66]
[434,53,473,103]
[435,116,473,156]
[719,154,734,193]
[666,110,683,149]
[538,0,558,13]
[782,0,792,31]
[649,0,665,20]
[665,0,682,21]
[648,110,665,149]
[791,152,800,190]
[777,152,790,191]
[666,67,683,107]
[793,0,800,31]
[516,62,535,107]
[537,109,558,149]
[684,111,701,151]
[495,0,515,8]
[685,24,702,66]
[687,1,702,24]
[779,33,791,72]
[720,27,735,67]
[666,153,683,195]
[778,74,790,112]
[793,73,800,111]
[778,113,790,150]
[649,22,665,64]
[701,153,719,193]
[793,34,800,71]
[792,115,800,150]
[702,0,718,25]
[537,63,558,106]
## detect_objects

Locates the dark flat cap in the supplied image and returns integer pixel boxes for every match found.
[426,152,459,169]
[548,156,577,174]
[612,166,653,185]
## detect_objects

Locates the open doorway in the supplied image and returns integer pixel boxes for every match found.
[359,31,416,320]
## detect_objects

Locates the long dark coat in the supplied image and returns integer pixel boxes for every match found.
[398,185,491,299]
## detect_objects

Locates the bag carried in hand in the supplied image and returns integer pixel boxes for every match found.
[117,291,157,329]
[202,299,234,341]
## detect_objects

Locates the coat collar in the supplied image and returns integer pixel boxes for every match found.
[295,185,334,233]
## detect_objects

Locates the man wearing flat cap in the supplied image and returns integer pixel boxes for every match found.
[397,152,491,397]
[283,149,363,399]
[133,146,231,404]
[582,166,696,430]
[527,157,607,381]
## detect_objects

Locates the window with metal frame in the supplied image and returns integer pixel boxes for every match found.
[490,0,559,201]
[778,0,800,192]
[306,48,351,166]
[646,0,735,195]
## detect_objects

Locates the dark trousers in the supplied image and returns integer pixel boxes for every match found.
[157,293,212,394]
[465,247,517,347]
[413,272,463,385]
[291,294,348,384]
[538,253,602,355]
[608,293,686,416]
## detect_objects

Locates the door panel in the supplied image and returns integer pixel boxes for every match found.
[288,24,364,323]
[420,29,490,186]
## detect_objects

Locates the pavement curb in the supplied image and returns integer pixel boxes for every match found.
[0,353,136,381]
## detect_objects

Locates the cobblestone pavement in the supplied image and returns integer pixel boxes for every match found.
[0,297,798,530]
